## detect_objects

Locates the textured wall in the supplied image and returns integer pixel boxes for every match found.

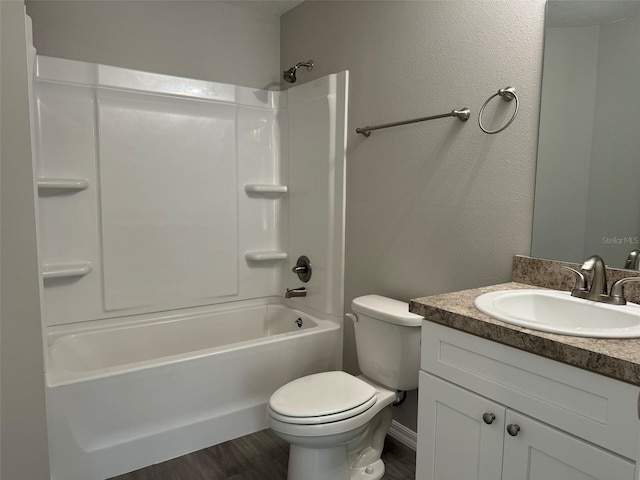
[282,0,546,430]
[25,0,281,89]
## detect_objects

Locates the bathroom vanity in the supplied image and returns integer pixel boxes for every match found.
[410,281,640,480]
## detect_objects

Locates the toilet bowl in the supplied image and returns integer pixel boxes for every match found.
[268,372,396,480]
[267,295,423,480]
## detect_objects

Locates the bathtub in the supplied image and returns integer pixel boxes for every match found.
[45,299,342,480]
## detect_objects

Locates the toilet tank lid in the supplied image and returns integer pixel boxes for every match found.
[351,295,423,327]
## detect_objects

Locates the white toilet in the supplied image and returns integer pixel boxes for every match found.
[267,295,423,480]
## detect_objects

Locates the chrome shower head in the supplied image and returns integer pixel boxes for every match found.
[283,60,313,83]
[283,68,297,84]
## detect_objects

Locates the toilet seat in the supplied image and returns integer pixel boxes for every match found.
[268,371,377,425]
[269,395,377,425]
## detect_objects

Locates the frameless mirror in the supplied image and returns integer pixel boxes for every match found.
[531,0,640,269]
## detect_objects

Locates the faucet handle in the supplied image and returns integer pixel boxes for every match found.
[610,277,640,305]
[291,255,312,283]
[624,250,640,270]
[562,266,587,292]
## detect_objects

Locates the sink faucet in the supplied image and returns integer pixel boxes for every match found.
[285,287,307,298]
[563,255,640,305]
[581,255,608,296]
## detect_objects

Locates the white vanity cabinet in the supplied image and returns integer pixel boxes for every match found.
[416,321,640,480]
[502,410,634,480]
[417,372,505,480]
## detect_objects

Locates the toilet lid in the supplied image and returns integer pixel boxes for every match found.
[269,371,377,422]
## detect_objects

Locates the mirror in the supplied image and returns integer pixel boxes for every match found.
[531,0,640,269]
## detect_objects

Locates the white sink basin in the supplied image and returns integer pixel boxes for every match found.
[474,289,640,338]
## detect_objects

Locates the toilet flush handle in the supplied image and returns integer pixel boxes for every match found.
[346,313,358,323]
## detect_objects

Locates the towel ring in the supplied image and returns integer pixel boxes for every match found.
[478,87,519,134]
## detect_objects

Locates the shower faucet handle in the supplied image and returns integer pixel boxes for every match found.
[292,255,312,283]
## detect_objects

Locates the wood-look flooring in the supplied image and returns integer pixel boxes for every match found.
[110,429,416,480]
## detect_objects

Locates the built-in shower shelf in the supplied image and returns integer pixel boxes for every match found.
[37,177,89,193]
[42,262,92,280]
[244,184,288,196]
[244,250,288,262]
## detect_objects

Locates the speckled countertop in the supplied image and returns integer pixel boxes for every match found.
[410,282,640,386]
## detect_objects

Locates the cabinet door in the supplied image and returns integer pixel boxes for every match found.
[416,372,505,480]
[502,410,635,480]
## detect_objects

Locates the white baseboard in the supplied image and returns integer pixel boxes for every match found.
[387,420,417,451]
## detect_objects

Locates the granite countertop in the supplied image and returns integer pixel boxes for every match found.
[410,282,640,386]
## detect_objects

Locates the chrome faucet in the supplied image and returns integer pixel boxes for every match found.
[285,287,307,298]
[564,255,640,305]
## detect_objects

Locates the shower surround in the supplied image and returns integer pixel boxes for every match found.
[33,56,348,479]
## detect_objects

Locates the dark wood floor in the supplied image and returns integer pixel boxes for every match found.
[110,429,416,480]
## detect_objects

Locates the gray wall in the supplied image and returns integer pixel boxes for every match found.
[281,0,546,430]
[25,0,281,89]
[1,1,50,477]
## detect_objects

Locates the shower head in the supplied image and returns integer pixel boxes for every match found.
[283,68,297,84]
[283,60,314,83]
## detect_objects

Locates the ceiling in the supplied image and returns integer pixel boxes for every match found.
[222,0,305,17]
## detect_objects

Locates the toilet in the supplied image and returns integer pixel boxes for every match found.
[267,295,423,480]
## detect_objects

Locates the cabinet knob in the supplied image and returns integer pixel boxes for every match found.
[506,424,521,436]
[482,412,496,424]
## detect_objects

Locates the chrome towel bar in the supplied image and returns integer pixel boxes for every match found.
[356,108,470,137]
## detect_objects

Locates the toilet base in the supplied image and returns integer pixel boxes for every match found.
[281,408,391,480]
[350,459,385,480]
[288,444,350,480]
[286,445,386,480]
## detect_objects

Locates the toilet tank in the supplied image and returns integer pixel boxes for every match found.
[351,295,423,391]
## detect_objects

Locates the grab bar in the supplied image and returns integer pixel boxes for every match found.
[356,108,470,137]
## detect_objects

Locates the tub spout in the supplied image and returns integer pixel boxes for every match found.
[285,287,306,298]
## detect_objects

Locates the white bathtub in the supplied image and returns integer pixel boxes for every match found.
[45,299,342,480]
